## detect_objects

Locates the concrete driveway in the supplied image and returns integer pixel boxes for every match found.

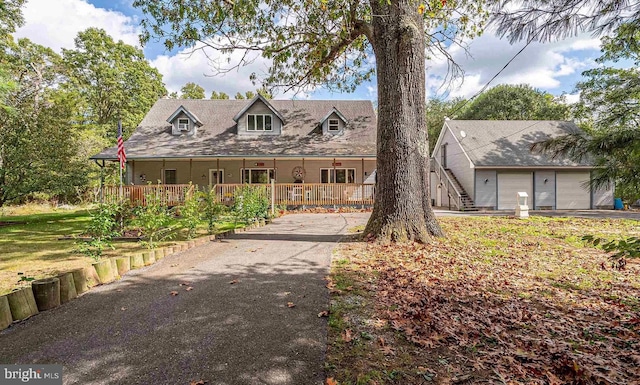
[0,213,370,385]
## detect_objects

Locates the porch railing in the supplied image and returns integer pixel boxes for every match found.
[102,183,374,207]
[102,184,195,206]
[215,183,375,206]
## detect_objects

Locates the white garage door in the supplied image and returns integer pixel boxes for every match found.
[498,173,533,210]
[556,172,591,209]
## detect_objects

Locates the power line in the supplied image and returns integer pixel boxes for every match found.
[446,31,542,119]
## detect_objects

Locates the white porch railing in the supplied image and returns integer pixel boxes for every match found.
[215,183,375,206]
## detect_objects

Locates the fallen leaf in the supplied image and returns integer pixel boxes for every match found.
[179,282,191,286]
[190,380,207,385]
[342,329,353,342]
[287,302,296,308]
[170,291,179,296]
[325,378,338,385]
[318,310,329,317]
[229,279,238,284]
[120,307,126,311]
[185,286,193,291]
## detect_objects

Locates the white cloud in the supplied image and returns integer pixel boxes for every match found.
[14,0,140,51]
[426,32,602,99]
[151,44,304,99]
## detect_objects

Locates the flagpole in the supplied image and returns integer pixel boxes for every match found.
[119,118,123,202]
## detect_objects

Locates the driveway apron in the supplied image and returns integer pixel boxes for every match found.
[0,213,370,385]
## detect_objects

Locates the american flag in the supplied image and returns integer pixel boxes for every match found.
[117,119,126,170]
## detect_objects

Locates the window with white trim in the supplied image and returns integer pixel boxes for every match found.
[320,168,355,184]
[328,119,340,131]
[241,168,276,184]
[178,118,189,131]
[247,114,273,131]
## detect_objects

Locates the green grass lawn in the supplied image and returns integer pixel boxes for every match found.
[327,216,640,385]
[0,206,244,295]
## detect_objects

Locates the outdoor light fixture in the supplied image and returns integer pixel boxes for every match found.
[544,178,548,184]
[484,178,489,184]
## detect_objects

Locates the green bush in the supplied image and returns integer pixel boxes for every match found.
[134,188,175,249]
[232,185,269,223]
[180,185,201,239]
[199,187,228,234]
[76,202,121,260]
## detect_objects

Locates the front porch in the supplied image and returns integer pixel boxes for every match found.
[101,183,375,207]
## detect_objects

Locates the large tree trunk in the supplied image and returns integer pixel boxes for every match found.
[364,0,444,243]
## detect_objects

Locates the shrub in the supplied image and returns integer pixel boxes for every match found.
[199,187,228,234]
[134,188,175,249]
[76,203,121,260]
[232,185,269,223]
[180,184,201,239]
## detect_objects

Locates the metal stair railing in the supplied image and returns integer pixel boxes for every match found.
[431,157,463,211]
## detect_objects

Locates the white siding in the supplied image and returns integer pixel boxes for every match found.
[432,127,475,198]
[497,172,533,210]
[475,170,497,209]
[556,172,591,209]
[534,171,555,209]
[592,182,614,209]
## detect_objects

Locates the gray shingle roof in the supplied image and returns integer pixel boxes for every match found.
[444,120,592,167]
[92,99,377,160]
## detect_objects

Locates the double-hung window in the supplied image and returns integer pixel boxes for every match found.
[241,168,276,184]
[320,168,355,184]
[247,114,273,131]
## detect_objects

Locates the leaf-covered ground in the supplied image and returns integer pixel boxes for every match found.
[326,216,640,385]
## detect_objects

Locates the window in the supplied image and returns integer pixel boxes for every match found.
[241,168,276,184]
[328,119,340,131]
[209,169,224,185]
[164,169,177,184]
[320,168,355,184]
[247,114,273,131]
[178,118,189,131]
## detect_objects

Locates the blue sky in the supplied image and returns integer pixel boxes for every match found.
[15,0,608,103]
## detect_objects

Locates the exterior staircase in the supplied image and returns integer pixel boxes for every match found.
[444,169,478,212]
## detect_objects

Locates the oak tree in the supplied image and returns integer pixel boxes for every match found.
[180,82,206,99]
[133,0,490,242]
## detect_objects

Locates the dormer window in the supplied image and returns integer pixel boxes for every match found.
[178,118,190,131]
[247,114,273,131]
[328,119,340,132]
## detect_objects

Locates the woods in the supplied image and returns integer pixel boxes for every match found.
[0,5,165,206]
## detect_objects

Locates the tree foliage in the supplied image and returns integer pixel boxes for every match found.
[491,0,640,44]
[180,82,205,99]
[62,28,166,143]
[458,84,569,121]
[425,97,466,151]
[210,90,229,99]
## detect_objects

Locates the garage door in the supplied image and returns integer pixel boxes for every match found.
[556,172,591,209]
[497,173,533,210]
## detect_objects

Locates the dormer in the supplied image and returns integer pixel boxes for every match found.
[321,107,348,135]
[233,94,284,136]
[167,106,203,136]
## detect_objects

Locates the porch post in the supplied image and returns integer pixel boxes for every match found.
[273,158,276,182]
[242,158,246,184]
[302,157,306,208]
[132,160,136,185]
[361,157,365,208]
[333,157,336,209]
[216,158,220,184]
[189,158,193,184]
[162,158,166,184]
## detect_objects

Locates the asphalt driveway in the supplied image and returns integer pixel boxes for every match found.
[0,213,370,385]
